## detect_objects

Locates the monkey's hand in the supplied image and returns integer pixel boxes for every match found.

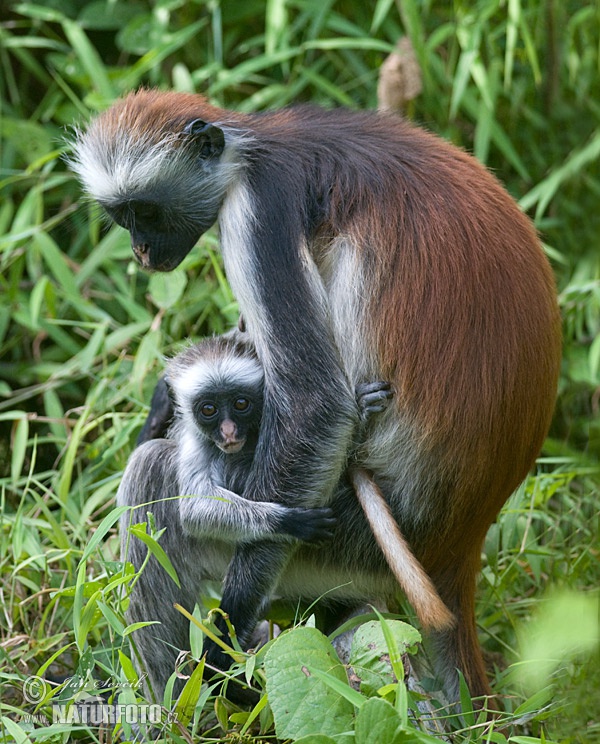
[277,506,336,543]
[356,381,393,421]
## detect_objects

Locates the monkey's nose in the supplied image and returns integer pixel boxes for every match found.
[132,241,151,268]
[219,420,244,453]
[220,420,237,440]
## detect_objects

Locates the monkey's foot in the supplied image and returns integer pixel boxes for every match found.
[356,381,393,416]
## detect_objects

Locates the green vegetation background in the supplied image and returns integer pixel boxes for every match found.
[0,0,599,742]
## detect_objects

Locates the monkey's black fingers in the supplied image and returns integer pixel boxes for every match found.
[356,381,394,414]
[356,381,392,396]
[278,506,336,543]
[362,401,389,414]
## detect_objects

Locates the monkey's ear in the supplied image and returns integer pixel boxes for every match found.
[183,118,225,159]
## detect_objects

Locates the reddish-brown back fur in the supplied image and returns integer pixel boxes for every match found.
[359,127,561,561]
[326,117,561,698]
[94,89,236,143]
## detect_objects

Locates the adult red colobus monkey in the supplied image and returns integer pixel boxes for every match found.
[71,89,561,702]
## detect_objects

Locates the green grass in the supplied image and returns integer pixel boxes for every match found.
[1,0,599,741]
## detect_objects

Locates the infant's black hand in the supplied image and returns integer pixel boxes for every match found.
[278,506,336,543]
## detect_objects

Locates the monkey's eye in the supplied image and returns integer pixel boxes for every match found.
[131,200,159,222]
[233,398,251,413]
[199,402,218,419]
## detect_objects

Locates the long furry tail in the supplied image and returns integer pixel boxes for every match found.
[350,467,455,631]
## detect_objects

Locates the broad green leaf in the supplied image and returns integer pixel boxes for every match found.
[11,414,28,483]
[122,621,159,637]
[512,685,554,717]
[76,586,104,651]
[189,604,205,660]
[0,716,34,743]
[304,38,393,52]
[355,697,405,744]
[349,620,420,697]
[175,657,205,726]
[371,0,394,33]
[266,0,288,55]
[309,668,365,707]
[458,670,475,727]
[148,268,188,309]
[97,600,125,635]
[265,626,354,743]
[118,649,138,685]
[76,647,96,683]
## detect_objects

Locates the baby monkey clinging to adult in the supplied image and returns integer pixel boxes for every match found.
[118,330,453,700]
[167,331,340,544]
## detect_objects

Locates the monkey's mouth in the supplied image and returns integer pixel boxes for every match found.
[132,243,183,272]
[129,228,202,273]
[218,440,246,454]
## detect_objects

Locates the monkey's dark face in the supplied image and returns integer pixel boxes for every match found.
[169,334,264,457]
[102,198,212,272]
[99,119,228,271]
[193,389,263,454]
[71,92,236,272]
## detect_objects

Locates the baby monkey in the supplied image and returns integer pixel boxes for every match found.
[167,331,351,544]
[119,330,452,700]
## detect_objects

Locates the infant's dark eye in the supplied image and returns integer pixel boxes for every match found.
[200,402,217,418]
[233,397,251,412]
